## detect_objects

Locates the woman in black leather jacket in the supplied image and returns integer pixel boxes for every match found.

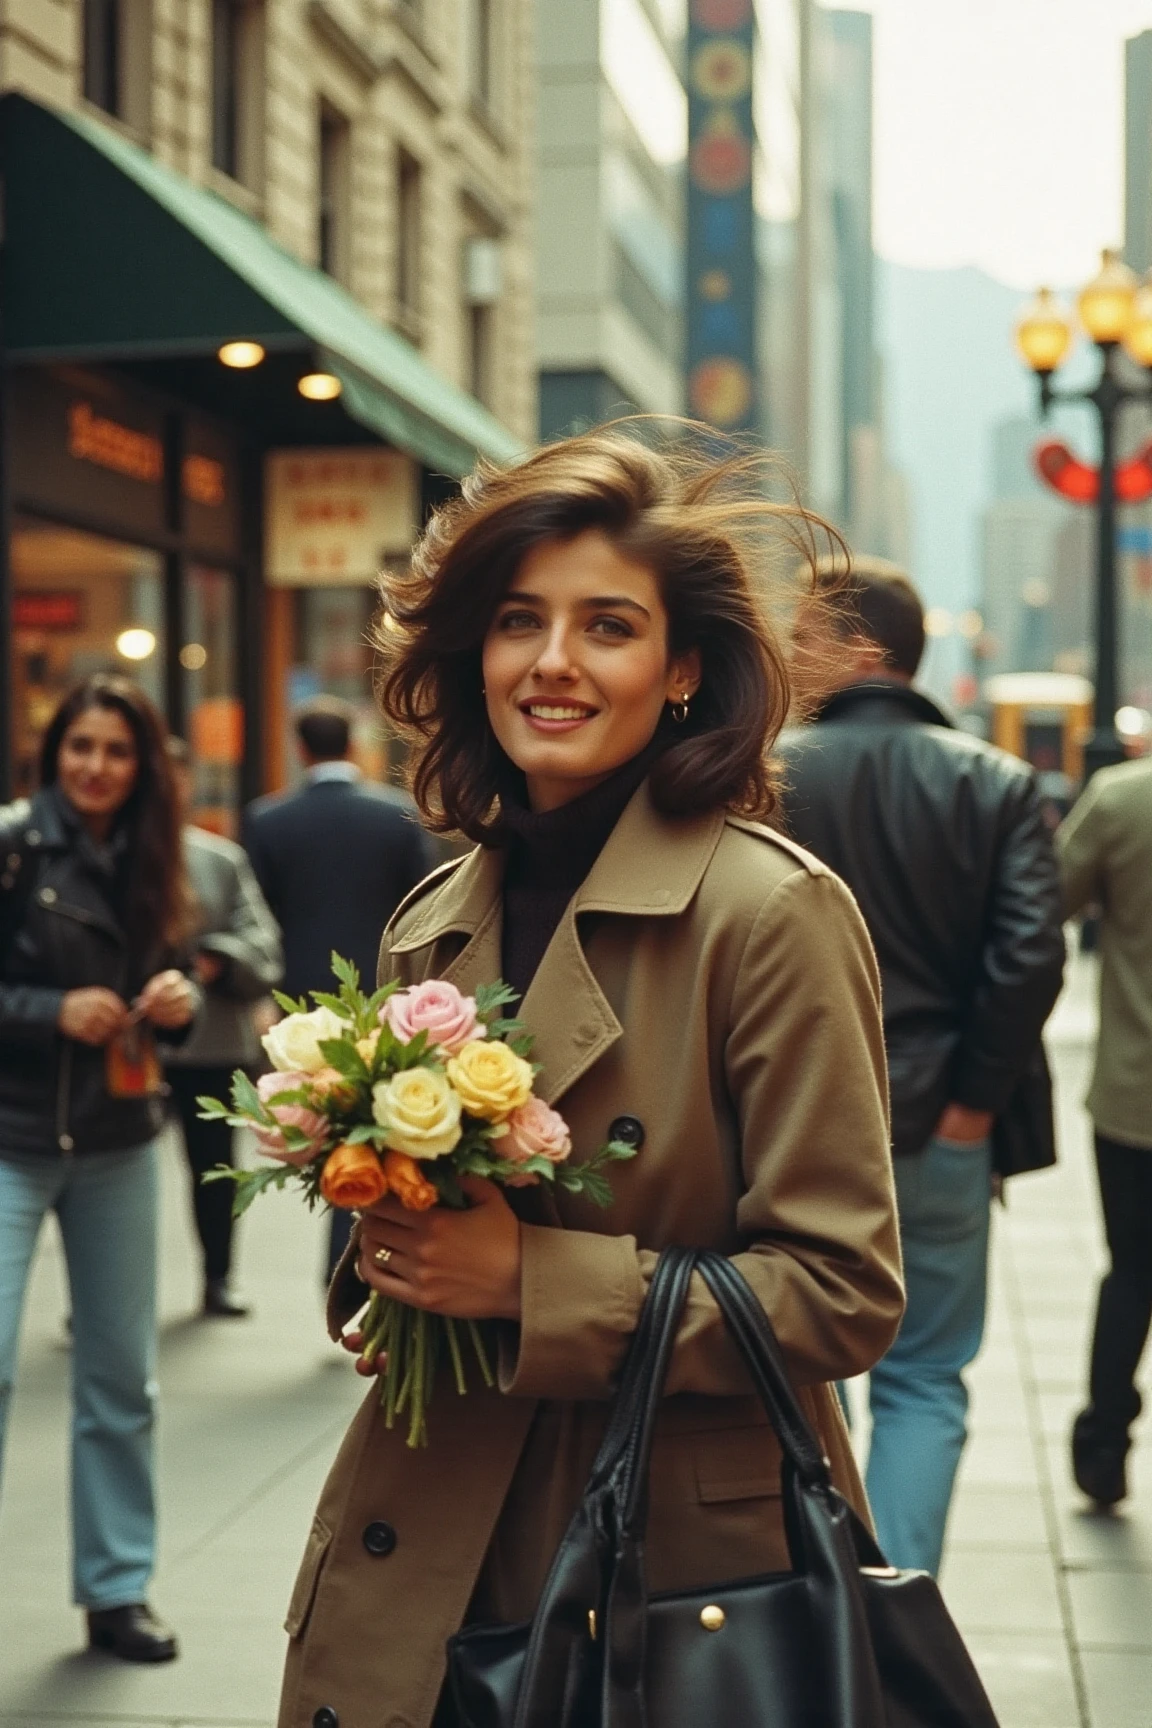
[0,674,196,1664]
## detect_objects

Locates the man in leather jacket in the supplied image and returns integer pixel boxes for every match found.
[776,559,1065,1574]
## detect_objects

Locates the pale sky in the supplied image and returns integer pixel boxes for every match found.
[858,0,1152,288]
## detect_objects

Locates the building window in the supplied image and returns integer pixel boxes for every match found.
[83,0,150,130]
[83,0,120,114]
[396,150,422,338]
[463,234,501,407]
[467,0,494,111]
[212,0,263,187]
[318,104,351,283]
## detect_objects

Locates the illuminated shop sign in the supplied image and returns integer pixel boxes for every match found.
[13,592,87,631]
[264,448,419,586]
[66,400,226,507]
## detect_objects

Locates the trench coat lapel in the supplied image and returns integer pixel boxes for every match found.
[389,786,726,1107]
[522,787,726,1107]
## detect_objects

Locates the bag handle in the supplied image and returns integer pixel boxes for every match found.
[509,1248,696,1728]
[602,1249,887,1728]
[509,1248,888,1728]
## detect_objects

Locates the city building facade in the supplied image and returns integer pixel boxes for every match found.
[535,0,686,440]
[1,0,535,821]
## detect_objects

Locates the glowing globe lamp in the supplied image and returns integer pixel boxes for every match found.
[1078,249,1137,346]
[1015,288,1074,374]
[1123,281,1152,368]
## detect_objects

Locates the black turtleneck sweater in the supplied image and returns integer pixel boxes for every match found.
[498,738,665,1003]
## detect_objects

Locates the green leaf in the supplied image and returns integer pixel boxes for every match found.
[316,1038,370,1083]
[223,1164,293,1216]
[367,982,400,1016]
[390,1030,435,1071]
[344,1123,390,1146]
[231,1069,272,1123]
[195,1095,232,1120]
[310,991,350,1019]
[474,980,520,1019]
[506,1034,535,1059]
[331,953,361,993]
[432,1167,468,1208]
[272,990,308,1014]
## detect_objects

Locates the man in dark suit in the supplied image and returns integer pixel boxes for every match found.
[776,559,1065,1576]
[242,696,435,1278]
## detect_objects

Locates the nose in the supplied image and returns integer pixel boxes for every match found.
[531,619,578,681]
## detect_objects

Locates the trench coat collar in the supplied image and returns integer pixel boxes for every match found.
[391,783,726,1108]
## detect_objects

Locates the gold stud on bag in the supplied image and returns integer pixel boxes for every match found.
[699,1605,725,1632]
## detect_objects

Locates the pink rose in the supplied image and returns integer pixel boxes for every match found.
[253,1070,328,1165]
[382,980,485,1055]
[499,1096,572,1166]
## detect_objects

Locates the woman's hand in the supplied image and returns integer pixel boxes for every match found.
[340,1328,386,1378]
[137,969,196,1029]
[58,987,129,1046]
[357,1176,523,1321]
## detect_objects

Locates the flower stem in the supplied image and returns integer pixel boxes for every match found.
[444,1316,467,1395]
[467,1319,495,1388]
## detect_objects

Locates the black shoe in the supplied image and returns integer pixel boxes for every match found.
[203,1278,251,1318]
[1071,1408,1129,1506]
[87,1602,178,1662]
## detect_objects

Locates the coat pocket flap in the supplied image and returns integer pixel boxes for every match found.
[284,1514,332,1639]
[693,1427,782,1504]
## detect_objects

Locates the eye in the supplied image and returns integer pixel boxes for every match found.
[495,608,540,632]
[589,615,634,639]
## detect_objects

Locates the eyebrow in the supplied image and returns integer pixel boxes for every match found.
[500,591,652,619]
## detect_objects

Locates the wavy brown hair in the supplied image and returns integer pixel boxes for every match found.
[39,674,192,953]
[378,423,841,841]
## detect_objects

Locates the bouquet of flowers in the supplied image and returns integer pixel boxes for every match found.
[198,956,637,1445]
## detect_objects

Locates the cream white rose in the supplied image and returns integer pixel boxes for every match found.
[372,1067,463,1160]
[261,1006,350,1074]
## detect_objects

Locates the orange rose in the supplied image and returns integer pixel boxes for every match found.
[320,1142,388,1210]
[383,1149,439,1211]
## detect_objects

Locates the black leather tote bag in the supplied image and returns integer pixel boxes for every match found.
[446,1246,1000,1728]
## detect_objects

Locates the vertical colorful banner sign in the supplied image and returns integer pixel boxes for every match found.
[686,0,758,433]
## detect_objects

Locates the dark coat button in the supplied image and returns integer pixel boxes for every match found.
[608,1115,645,1150]
[312,1710,339,1728]
[362,1520,397,1556]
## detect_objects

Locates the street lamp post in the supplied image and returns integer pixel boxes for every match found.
[1016,251,1152,777]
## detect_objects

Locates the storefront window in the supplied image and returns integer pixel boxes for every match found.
[11,516,165,796]
[284,587,390,784]
[182,565,243,835]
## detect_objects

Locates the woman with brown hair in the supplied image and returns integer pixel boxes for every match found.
[278,430,904,1728]
[0,674,196,1663]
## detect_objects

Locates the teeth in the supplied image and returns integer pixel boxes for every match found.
[526,705,592,720]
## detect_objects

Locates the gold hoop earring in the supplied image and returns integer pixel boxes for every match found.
[670,694,691,725]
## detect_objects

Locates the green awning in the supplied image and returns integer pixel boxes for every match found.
[0,93,522,477]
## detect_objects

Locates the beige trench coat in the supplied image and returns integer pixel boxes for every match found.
[278,784,904,1728]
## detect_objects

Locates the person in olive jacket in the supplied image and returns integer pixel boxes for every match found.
[776,559,1065,1575]
[1058,755,1152,1507]
[164,739,284,1319]
[0,676,198,1664]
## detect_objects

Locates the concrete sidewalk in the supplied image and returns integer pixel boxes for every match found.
[0,954,1148,1727]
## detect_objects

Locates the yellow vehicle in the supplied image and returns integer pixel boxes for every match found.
[984,672,1094,785]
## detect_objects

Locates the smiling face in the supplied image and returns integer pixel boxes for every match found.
[480,530,701,813]
[55,703,140,835]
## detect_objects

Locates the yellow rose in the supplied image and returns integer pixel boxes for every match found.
[447,1040,533,1123]
[356,1030,381,1065]
[372,1067,462,1160]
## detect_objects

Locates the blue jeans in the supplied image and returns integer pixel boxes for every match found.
[865,1134,991,1576]
[0,1143,159,1607]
